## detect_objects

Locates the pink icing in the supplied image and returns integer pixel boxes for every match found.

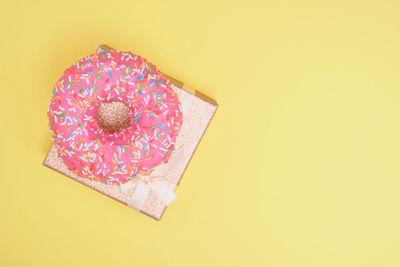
[48,50,183,185]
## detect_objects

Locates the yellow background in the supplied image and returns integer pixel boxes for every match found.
[1,0,400,266]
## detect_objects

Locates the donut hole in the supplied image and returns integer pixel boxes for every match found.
[97,101,131,133]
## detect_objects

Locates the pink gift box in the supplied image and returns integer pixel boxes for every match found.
[43,45,218,220]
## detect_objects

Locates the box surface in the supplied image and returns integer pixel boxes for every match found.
[43,45,218,220]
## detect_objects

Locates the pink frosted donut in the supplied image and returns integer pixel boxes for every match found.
[48,49,183,185]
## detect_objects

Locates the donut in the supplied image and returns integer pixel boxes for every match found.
[48,49,183,185]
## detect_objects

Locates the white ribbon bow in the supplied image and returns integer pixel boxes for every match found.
[121,147,186,211]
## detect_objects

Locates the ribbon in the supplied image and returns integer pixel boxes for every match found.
[120,79,192,211]
[121,147,186,211]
